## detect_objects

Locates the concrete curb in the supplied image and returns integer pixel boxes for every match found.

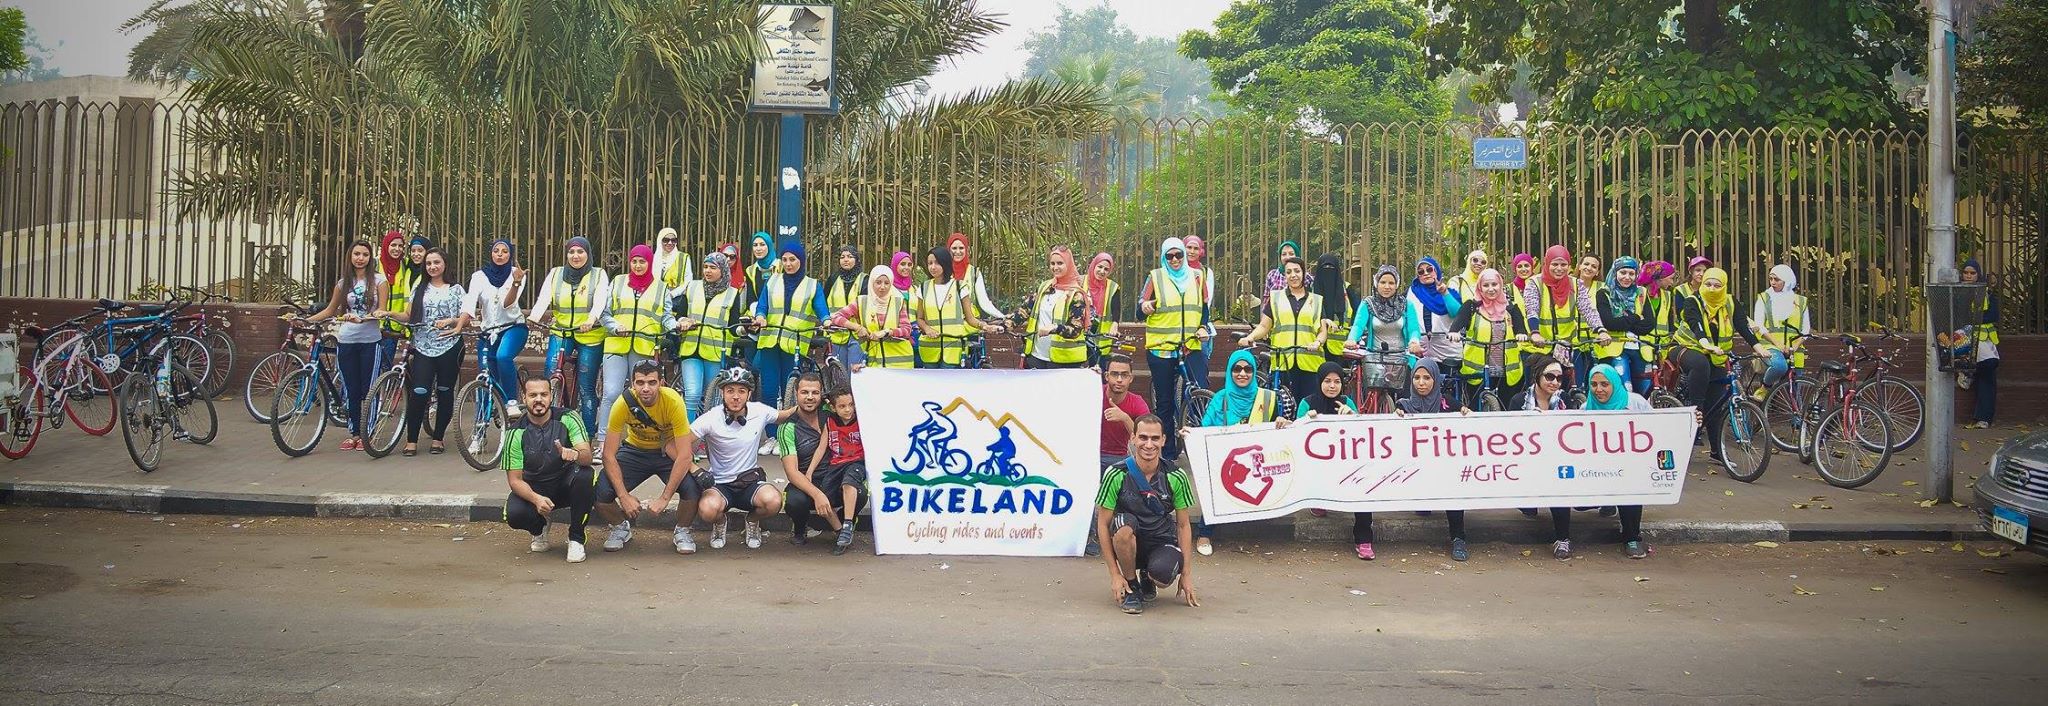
[0,480,1990,544]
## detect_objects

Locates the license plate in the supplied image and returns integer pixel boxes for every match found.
[1991,506,2030,545]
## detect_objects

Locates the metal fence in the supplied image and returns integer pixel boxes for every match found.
[2,101,2041,332]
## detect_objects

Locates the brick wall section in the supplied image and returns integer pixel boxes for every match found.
[4,298,2038,421]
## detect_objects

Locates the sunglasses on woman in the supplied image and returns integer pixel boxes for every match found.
[1542,372,1562,381]
[1166,251,1185,260]
[1231,365,1254,373]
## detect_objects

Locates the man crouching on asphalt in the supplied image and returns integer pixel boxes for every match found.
[595,361,703,554]
[503,376,597,563]
[1096,414,1199,614]
[690,367,786,550]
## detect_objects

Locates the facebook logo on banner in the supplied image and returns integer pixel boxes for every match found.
[1557,466,1576,480]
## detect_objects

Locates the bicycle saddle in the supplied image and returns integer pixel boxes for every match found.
[96,298,128,311]
[131,304,168,316]
[1817,361,1850,374]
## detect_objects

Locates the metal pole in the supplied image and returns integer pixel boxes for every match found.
[1926,0,1957,502]
[775,112,806,247]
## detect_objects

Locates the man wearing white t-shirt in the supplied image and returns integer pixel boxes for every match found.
[691,367,787,549]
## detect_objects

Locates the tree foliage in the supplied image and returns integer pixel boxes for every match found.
[1961,0,2048,130]
[1,7,27,75]
[1020,2,1221,119]
[1180,0,1447,126]
[1423,0,1926,131]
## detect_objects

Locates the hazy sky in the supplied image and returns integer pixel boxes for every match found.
[11,0,1236,99]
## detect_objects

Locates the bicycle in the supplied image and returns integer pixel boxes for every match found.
[243,299,339,423]
[117,332,219,473]
[360,323,427,459]
[452,322,522,471]
[784,326,856,404]
[268,317,352,457]
[1,334,43,460]
[1452,335,1526,412]
[1524,330,1596,410]
[534,322,590,423]
[1647,351,1772,483]
[690,321,763,417]
[41,293,214,398]
[1235,340,1303,421]
[167,286,238,398]
[1762,328,1920,456]
[1343,342,1410,414]
[16,308,119,440]
[1788,335,1895,488]
[1154,334,1215,439]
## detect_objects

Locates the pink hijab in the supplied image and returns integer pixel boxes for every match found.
[890,251,914,291]
[1050,246,1080,292]
[625,244,655,293]
[1085,252,1114,315]
[1477,268,1510,320]
[1184,236,1207,269]
[1540,244,1574,306]
[1640,260,1676,297]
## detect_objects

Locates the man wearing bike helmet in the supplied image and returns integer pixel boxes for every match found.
[690,366,787,550]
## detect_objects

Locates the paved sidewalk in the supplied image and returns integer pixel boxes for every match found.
[2,408,2033,544]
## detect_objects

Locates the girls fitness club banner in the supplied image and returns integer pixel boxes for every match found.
[1184,409,1698,524]
[853,369,1102,556]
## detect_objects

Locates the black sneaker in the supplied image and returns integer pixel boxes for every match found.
[832,522,856,555]
[1518,508,1539,518]
[790,526,810,546]
[1450,538,1470,562]
[1138,572,1158,603]
[1120,580,1145,614]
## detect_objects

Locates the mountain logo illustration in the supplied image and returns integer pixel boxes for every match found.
[940,397,1062,466]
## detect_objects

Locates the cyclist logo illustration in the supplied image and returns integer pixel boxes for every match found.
[885,397,1059,487]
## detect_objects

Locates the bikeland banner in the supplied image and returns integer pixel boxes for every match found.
[1183,408,1697,524]
[854,369,1102,556]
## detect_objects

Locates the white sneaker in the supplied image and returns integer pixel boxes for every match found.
[565,541,586,563]
[710,518,728,549]
[528,531,550,553]
[744,519,763,549]
[758,440,777,456]
[603,521,632,551]
[506,400,525,419]
[673,526,697,554]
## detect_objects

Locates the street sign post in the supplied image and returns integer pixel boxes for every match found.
[1473,137,1528,170]
[750,3,838,246]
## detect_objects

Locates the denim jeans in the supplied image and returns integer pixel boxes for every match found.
[1600,354,1645,396]
[831,341,865,370]
[599,352,655,436]
[336,341,378,438]
[1973,358,2000,424]
[483,326,528,402]
[677,356,721,420]
[373,337,397,375]
[544,336,603,433]
[1761,349,1792,388]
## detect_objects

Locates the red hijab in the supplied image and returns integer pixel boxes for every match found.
[1541,244,1574,306]
[719,242,743,289]
[1086,252,1114,315]
[947,232,971,281]
[625,244,655,294]
[378,230,405,279]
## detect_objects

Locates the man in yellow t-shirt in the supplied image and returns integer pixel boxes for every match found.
[594,360,701,554]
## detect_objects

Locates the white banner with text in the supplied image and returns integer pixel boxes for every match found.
[1184,409,1698,523]
[854,369,1102,556]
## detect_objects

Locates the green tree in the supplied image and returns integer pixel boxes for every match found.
[1962,0,2048,129]
[1958,0,2048,328]
[1423,0,1926,131]
[1,7,26,74]
[1180,0,1448,125]
[1020,2,1221,119]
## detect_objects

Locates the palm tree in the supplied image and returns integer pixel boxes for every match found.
[119,0,1110,290]
[1048,53,1159,200]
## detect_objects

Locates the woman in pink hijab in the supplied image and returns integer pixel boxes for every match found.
[598,243,671,435]
[1022,246,1089,369]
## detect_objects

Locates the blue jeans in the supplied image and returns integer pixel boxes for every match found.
[832,341,865,370]
[373,337,397,375]
[1600,354,1647,396]
[483,326,528,402]
[545,336,603,432]
[677,357,721,420]
[1762,350,1792,387]
[1570,349,1595,390]
[755,347,796,405]
[336,341,378,438]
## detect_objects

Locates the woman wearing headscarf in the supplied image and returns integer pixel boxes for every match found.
[1185,236,1219,355]
[1522,245,1611,389]
[1363,358,1475,561]
[1593,256,1657,395]
[1264,240,1313,293]
[829,265,916,370]
[1749,263,1810,391]
[1240,255,1327,404]
[1294,360,1355,419]
[822,245,870,370]
[1553,364,1656,560]
[1449,250,1488,300]
[671,252,747,418]
[1084,252,1121,365]
[1310,254,1353,376]
[1672,267,1758,464]
[1450,268,1529,407]
[1509,252,1536,295]
[912,245,997,370]
[653,227,693,291]
[947,232,1008,320]
[526,236,610,430]
[1637,260,1680,388]
[1139,237,1210,460]
[890,251,916,297]
[1942,260,2001,428]
[1023,246,1092,369]
[1409,256,1466,367]
[752,237,830,418]
[745,232,775,304]
[1191,348,1288,555]
[1346,265,1425,405]
[381,234,431,371]
[1680,256,1714,298]
[598,244,675,446]
[462,239,527,415]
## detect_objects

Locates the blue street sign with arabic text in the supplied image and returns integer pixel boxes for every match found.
[1473,137,1528,170]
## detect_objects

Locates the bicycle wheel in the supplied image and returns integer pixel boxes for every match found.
[1,366,44,460]
[167,367,217,445]
[243,351,303,423]
[361,370,409,458]
[194,328,235,399]
[1718,398,1772,483]
[1858,377,1923,452]
[30,327,83,388]
[454,377,507,472]
[268,367,328,457]
[1761,378,1813,453]
[1649,391,1684,409]
[1362,389,1393,415]
[61,361,117,436]
[1477,390,1503,413]
[1564,388,1587,410]
[118,375,164,473]
[822,356,850,396]
[1180,388,1213,434]
[1813,399,1893,489]
[159,335,214,396]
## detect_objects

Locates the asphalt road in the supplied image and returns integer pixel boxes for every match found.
[2,508,2045,705]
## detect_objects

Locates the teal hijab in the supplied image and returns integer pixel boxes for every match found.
[1584,364,1632,410]
[1219,349,1262,421]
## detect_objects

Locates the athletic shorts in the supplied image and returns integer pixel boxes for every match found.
[711,468,771,513]
[813,461,868,493]
[598,446,708,504]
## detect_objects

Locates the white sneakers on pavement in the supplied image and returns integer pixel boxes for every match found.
[529,532,550,553]
[710,518,729,549]
[566,541,586,563]
[744,520,764,549]
[674,526,697,554]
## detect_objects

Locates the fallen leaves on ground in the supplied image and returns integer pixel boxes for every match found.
[1976,548,2010,558]
[1902,480,1920,487]
[1754,541,1781,548]
[1870,586,1887,592]
[1793,585,1818,596]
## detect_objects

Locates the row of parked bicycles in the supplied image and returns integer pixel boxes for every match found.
[1226,325,1923,491]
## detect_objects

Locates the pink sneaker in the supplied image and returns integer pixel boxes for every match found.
[1356,542,1375,560]
[339,438,360,451]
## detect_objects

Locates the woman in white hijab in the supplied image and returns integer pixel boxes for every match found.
[1750,263,1810,389]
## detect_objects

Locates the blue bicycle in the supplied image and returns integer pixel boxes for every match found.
[1649,351,1771,482]
[452,322,522,471]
